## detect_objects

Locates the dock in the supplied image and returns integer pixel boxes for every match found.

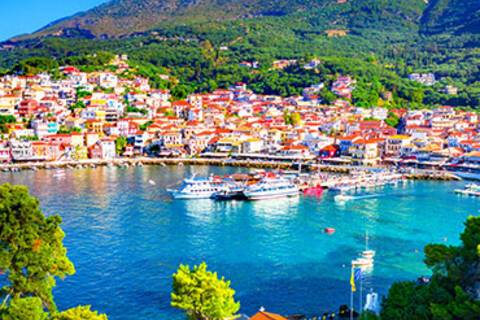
[0,157,465,182]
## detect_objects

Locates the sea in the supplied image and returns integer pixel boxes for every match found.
[0,165,477,319]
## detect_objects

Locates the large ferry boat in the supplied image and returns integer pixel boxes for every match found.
[243,177,299,200]
[168,175,225,199]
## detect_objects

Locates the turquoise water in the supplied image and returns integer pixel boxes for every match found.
[0,166,477,319]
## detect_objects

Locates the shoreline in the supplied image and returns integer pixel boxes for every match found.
[0,157,462,181]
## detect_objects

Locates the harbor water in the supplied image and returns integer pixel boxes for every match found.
[0,165,477,319]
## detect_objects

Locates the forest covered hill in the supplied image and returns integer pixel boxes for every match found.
[0,0,479,108]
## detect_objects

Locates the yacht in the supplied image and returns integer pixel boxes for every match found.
[454,183,480,197]
[243,177,299,200]
[168,175,225,199]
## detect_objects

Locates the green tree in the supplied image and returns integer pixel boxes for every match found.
[171,262,240,320]
[0,115,16,134]
[115,137,128,155]
[69,101,86,111]
[290,112,302,126]
[283,110,292,125]
[0,184,108,319]
[380,216,480,320]
[53,306,108,320]
[320,88,337,105]
[0,184,75,311]
[385,112,400,128]
[1,297,48,320]
[12,57,59,75]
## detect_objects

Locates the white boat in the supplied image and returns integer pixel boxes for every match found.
[362,249,376,259]
[53,170,66,178]
[243,177,299,200]
[455,183,480,197]
[465,183,480,191]
[352,257,373,268]
[334,194,354,202]
[362,232,376,260]
[455,188,480,197]
[168,175,225,199]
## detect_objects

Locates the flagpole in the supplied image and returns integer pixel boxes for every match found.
[350,267,354,320]
[359,273,363,314]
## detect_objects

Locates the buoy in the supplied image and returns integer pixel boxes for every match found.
[324,227,336,234]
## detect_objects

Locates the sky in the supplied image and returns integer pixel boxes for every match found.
[0,0,107,41]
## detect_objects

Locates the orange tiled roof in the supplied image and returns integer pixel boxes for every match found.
[250,311,288,320]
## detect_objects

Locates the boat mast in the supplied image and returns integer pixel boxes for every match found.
[365,231,369,251]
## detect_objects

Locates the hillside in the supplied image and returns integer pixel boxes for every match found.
[421,0,480,34]
[0,0,479,109]
[13,0,427,40]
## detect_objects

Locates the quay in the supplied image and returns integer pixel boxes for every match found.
[0,157,462,182]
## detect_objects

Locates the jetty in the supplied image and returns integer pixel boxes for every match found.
[0,157,464,182]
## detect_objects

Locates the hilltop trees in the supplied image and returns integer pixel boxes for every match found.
[11,57,59,76]
[0,183,108,320]
[171,262,240,320]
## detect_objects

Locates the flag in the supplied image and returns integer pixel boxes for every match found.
[350,268,356,292]
[354,267,362,281]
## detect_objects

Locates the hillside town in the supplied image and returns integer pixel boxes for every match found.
[0,56,478,169]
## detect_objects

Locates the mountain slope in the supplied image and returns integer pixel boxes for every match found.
[14,0,427,40]
[421,0,480,34]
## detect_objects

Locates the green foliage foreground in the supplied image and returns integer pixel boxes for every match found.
[377,216,480,320]
[171,262,240,320]
[0,183,108,320]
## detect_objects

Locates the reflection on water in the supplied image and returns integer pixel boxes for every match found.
[0,167,476,320]
[251,196,300,218]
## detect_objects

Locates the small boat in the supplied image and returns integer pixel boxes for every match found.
[324,227,336,234]
[148,180,156,186]
[334,194,354,202]
[362,249,376,259]
[454,183,480,197]
[212,185,246,201]
[362,232,376,260]
[352,257,374,268]
[53,170,66,178]
[304,185,323,196]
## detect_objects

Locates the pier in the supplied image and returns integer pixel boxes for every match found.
[0,157,464,182]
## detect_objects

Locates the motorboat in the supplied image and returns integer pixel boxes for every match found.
[53,170,66,178]
[362,232,376,260]
[243,177,299,200]
[324,227,336,234]
[212,184,246,201]
[362,249,376,260]
[334,194,354,202]
[352,257,373,268]
[454,183,480,197]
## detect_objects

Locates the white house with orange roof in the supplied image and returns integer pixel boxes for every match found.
[385,135,413,157]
